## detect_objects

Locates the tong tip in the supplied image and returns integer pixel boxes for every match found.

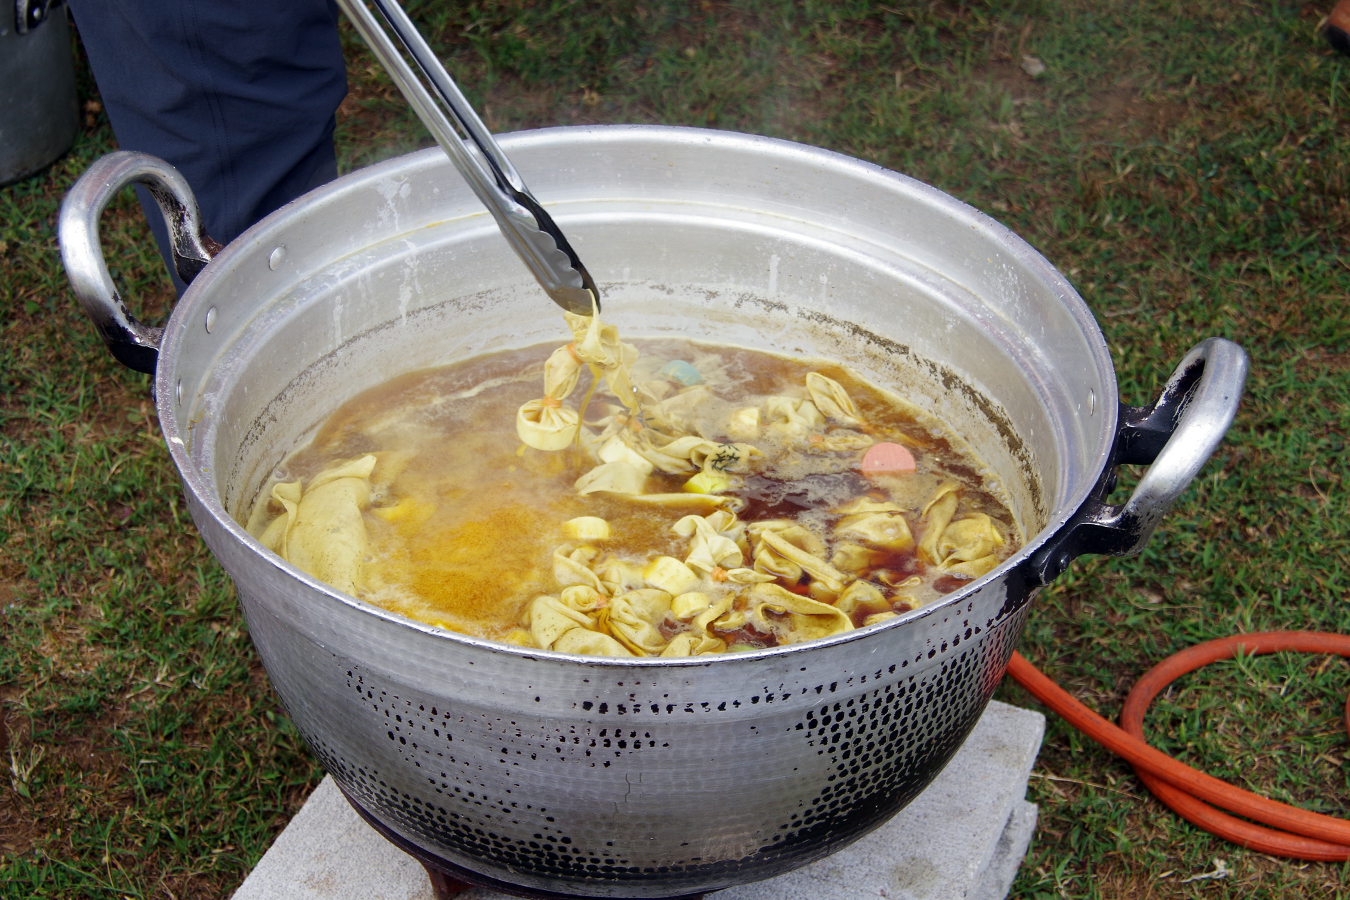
[551,280,600,317]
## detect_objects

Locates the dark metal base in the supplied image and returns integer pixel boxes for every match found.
[336,784,705,900]
[423,866,476,900]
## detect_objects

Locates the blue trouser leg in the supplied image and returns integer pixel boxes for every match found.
[68,0,348,290]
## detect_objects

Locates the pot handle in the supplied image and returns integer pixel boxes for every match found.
[1024,337,1249,586]
[58,150,221,374]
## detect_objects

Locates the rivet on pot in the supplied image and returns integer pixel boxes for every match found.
[175,379,182,405]
[269,246,287,270]
[205,306,217,333]
[1088,388,1096,415]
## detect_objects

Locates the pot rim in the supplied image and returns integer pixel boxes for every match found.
[156,124,1118,667]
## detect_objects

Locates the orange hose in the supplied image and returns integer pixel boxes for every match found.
[1005,632,1350,861]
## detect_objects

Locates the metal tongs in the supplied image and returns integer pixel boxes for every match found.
[337,0,599,315]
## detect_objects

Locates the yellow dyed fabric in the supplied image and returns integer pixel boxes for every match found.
[764,396,825,435]
[605,588,673,655]
[805,372,863,427]
[918,482,961,564]
[575,460,648,495]
[516,345,585,451]
[258,455,377,596]
[934,513,1006,579]
[663,592,735,655]
[597,436,657,475]
[938,514,1005,563]
[552,545,605,592]
[660,633,726,656]
[643,555,701,596]
[674,513,744,575]
[748,583,853,644]
[565,310,640,413]
[755,529,848,595]
[834,499,915,553]
[595,558,646,596]
[834,580,890,620]
[525,594,632,657]
[830,541,886,576]
[808,431,874,453]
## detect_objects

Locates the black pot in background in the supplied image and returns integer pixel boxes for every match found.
[1,2,78,185]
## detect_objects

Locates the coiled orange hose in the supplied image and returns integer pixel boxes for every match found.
[1005,632,1350,861]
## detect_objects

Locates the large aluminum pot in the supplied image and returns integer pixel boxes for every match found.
[59,127,1246,898]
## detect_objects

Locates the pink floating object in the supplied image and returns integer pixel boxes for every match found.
[862,441,916,475]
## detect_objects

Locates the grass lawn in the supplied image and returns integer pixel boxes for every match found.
[3,1,1350,897]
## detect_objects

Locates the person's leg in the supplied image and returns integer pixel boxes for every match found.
[68,0,348,289]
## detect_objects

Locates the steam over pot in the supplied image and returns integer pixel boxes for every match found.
[59,127,1246,898]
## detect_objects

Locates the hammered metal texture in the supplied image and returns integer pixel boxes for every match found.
[228,558,1033,898]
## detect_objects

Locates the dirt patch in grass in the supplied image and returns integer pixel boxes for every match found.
[0,711,125,858]
[0,580,21,609]
[1297,346,1350,374]
[1084,86,1189,141]
[0,795,44,858]
[978,58,1044,98]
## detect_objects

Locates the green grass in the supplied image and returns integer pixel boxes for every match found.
[3,1,1350,897]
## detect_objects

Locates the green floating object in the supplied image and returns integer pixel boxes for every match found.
[659,360,704,386]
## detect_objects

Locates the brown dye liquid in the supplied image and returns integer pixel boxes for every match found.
[264,339,1019,643]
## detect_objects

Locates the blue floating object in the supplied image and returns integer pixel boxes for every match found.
[659,360,704,386]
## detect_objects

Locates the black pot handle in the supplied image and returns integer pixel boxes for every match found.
[1024,337,1249,587]
[58,150,221,374]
